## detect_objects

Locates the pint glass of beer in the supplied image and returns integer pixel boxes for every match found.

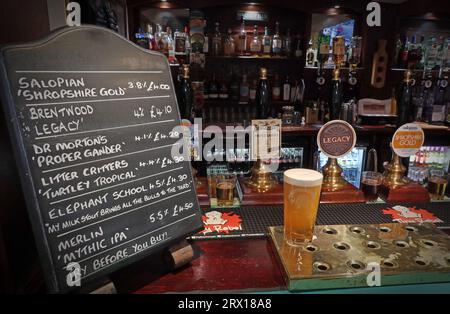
[284,169,323,245]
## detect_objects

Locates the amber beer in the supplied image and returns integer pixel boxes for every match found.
[216,174,236,206]
[428,177,448,200]
[284,169,323,245]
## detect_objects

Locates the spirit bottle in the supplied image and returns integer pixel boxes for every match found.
[145,24,157,50]
[211,22,223,56]
[262,26,272,57]
[239,74,250,104]
[272,74,281,101]
[223,28,236,56]
[283,28,292,57]
[306,39,315,66]
[237,17,247,56]
[332,35,345,68]
[294,34,302,58]
[272,22,282,56]
[249,25,262,56]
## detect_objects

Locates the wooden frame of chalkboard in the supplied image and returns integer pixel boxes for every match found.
[0,25,203,293]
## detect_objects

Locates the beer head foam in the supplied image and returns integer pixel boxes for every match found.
[284,169,323,187]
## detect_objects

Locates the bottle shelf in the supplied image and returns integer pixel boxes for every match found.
[205,55,303,61]
[304,66,365,71]
[203,99,295,106]
[390,68,443,73]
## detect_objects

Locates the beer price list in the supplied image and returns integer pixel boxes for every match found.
[0,27,202,292]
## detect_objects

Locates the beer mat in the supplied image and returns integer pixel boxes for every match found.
[190,202,450,240]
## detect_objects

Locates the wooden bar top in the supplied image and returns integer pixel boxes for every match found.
[113,229,450,294]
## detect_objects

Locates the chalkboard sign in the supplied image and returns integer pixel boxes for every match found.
[0,26,203,293]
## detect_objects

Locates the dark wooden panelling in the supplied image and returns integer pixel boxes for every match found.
[0,0,50,294]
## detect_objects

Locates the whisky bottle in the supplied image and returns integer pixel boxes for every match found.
[237,17,247,56]
[223,28,236,56]
[239,73,250,104]
[272,74,281,101]
[211,22,222,56]
[250,25,262,56]
[262,26,272,57]
[255,68,271,118]
[272,22,282,56]
[283,28,292,57]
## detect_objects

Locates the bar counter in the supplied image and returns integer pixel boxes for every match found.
[111,225,450,294]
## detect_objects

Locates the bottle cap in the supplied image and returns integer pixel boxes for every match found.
[260,67,267,79]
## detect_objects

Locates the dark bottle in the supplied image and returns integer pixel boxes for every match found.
[329,68,343,120]
[219,74,229,99]
[255,67,272,119]
[229,70,240,101]
[396,69,414,126]
[178,64,193,121]
[208,74,219,99]
[399,36,409,69]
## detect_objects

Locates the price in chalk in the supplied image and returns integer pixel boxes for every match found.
[127,81,170,91]
[150,105,172,118]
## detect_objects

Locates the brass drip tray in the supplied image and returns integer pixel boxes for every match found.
[269,223,450,291]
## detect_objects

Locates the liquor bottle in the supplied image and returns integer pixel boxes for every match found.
[249,79,257,102]
[329,68,343,120]
[145,24,157,50]
[174,28,186,55]
[272,74,281,101]
[223,28,236,56]
[283,28,292,57]
[174,28,187,64]
[262,26,272,57]
[399,36,409,69]
[394,37,403,68]
[237,17,247,56]
[135,28,148,49]
[178,65,193,121]
[156,24,168,56]
[417,35,426,70]
[229,70,240,101]
[167,27,177,64]
[184,26,191,60]
[255,68,271,118]
[211,22,222,56]
[396,70,414,125]
[203,32,209,54]
[208,74,219,99]
[425,37,439,70]
[294,34,302,58]
[272,22,282,56]
[407,35,420,69]
[239,73,250,104]
[306,39,315,66]
[282,76,291,101]
[437,36,446,69]
[250,25,262,56]
[317,29,331,70]
[332,36,345,68]
[390,87,398,115]
[219,73,229,99]
[349,36,362,69]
